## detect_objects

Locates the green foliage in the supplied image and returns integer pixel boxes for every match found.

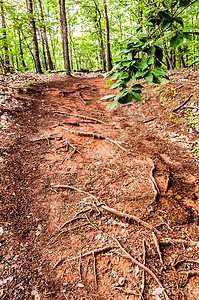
[103,0,199,109]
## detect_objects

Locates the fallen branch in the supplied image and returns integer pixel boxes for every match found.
[172,94,193,113]
[54,246,114,268]
[113,237,170,300]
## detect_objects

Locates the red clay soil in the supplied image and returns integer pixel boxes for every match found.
[0,69,199,300]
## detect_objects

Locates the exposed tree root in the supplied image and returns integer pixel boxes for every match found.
[113,237,170,300]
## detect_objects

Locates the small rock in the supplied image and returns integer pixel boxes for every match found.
[77,283,84,288]
[118,277,125,286]
[0,227,3,235]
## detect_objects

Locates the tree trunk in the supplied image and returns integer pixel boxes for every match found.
[37,0,54,70]
[40,28,48,70]
[25,0,42,73]
[18,29,27,70]
[102,0,112,71]
[93,0,106,72]
[0,0,10,71]
[58,0,70,75]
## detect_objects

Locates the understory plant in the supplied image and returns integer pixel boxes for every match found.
[101,0,198,109]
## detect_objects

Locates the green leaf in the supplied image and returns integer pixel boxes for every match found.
[110,81,123,90]
[146,73,153,85]
[106,77,112,87]
[131,84,143,90]
[109,99,118,110]
[155,46,163,61]
[132,75,136,83]
[158,10,171,20]
[135,70,148,78]
[153,69,165,77]
[132,91,142,102]
[111,72,121,80]
[148,57,154,65]
[100,94,116,101]
[179,0,189,7]
[170,33,183,49]
[174,17,184,27]
[118,93,134,104]
[127,53,133,60]
[182,32,192,40]
[153,74,162,84]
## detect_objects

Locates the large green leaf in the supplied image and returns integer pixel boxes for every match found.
[118,93,134,104]
[135,70,148,78]
[109,99,118,110]
[146,73,153,85]
[170,33,183,49]
[131,84,143,90]
[155,46,163,61]
[110,80,123,90]
[100,94,116,101]
[153,69,165,77]
[132,92,142,101]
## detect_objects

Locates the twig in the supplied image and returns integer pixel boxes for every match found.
[69,113,105,124]
[106,138,127,151]
[67,141,82,154]
[143,116,157,123]
[152,232,163,265]
[173,94,193,113]
[139,240,146,300]
[93,252,97,286]
[174,259,199,267]
[54,246,114,268]
[159,238,199,247]
[113,237,170,300]
[184,106,199,110]
[76,91,86,103]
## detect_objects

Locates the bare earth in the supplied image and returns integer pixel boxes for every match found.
[0,69,199,299]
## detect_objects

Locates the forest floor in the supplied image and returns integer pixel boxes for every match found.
[0,68,199,300]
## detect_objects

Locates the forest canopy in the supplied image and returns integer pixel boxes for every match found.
[0,0,198,78]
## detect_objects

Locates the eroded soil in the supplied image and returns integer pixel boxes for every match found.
[0,69,199,299]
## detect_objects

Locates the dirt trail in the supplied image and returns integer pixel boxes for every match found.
[0,71,199,299]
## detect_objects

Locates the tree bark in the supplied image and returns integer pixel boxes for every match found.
[102,0,112,71]
[58,0,70,75]
[93,0,106,71]
[25,0,42,73]
[37,0,54,70]
[18,29,27,70]
[0,0,10,71]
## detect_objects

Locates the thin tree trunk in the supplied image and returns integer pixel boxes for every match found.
[18,29,27,70]
[58,0,70,75]
[0,0,10,71]
[93,0,106,71]
[37,0,54,70]
[40,28,48,70]
[102,0,112,71]
[25,0,42,73]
